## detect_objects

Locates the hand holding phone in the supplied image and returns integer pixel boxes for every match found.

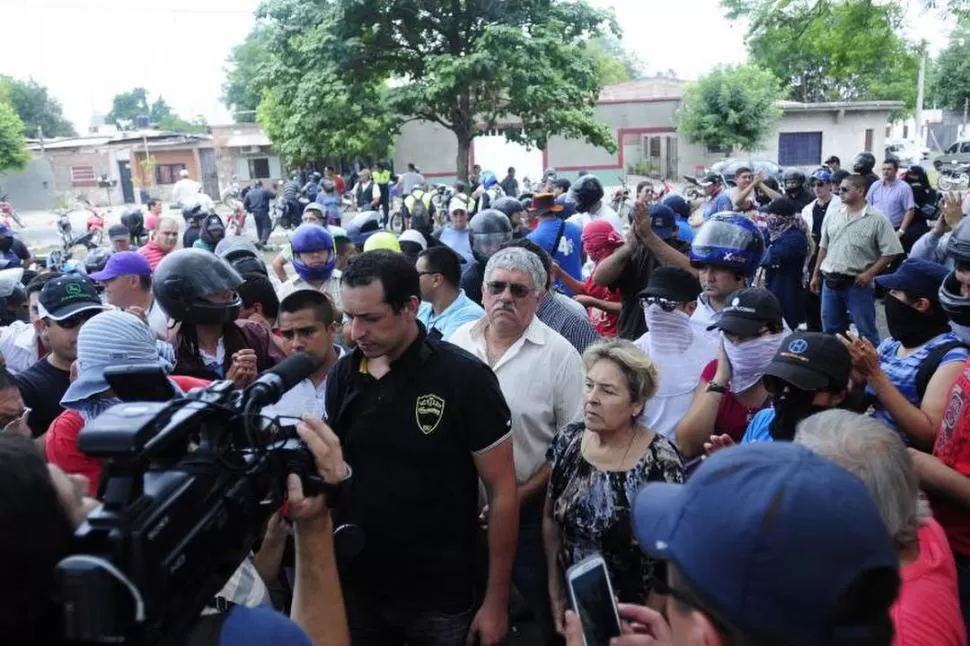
[566,554,622,646]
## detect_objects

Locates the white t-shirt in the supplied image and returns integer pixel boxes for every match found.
[171,178,202,207]
[147,299,169,340]
[567,203,625,234]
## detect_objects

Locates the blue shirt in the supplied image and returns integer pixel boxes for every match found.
[528,218,583,295]
[219,605,311,646]
[676,217,695,244]
[702,192,734,220]
[867,332,970,437]
[741,409,775,444]
[437,226,474,264]
[417,289,484,340]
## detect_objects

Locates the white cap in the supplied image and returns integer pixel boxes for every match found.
[450,195,470,214]
[399,229,427,250]
[179,169,190,178]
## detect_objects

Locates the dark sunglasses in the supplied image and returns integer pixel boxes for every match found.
[485,280,531,298]
[53,311,98,329]
[641,296,682,312]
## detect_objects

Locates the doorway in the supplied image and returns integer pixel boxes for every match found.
[117,161,135,203]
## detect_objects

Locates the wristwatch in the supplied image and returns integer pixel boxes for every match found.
[706,381,728,394]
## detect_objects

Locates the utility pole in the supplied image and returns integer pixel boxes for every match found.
[915,41,926,146]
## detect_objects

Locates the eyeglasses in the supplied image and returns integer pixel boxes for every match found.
[485,280,531,298]
[2,407,30,434]
[53,311,98,330]
[641,296,682,312]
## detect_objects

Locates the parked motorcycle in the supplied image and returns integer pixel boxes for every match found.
[0,193,23,228]
[80,197,105,247]
[42,229,100,271]
[939,163,970,192]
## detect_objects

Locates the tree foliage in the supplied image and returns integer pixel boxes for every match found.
[253,0,618,177]
[222,25,273,123]
[0,76,76,138]
[929,20,970,112]
[677,64,783,152]
[585,36,646,86]
[722,0,919,113]
[0,101,31,172]
[106,87,150,128]
[107,89,208,134]
[149,96,173,123]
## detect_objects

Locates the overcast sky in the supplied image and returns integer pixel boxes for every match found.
[0,0,953,134]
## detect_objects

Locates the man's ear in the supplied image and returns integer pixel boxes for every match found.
[683,301,698,316]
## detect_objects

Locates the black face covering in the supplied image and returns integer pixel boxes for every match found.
[0,237,12,253]
[770,385,828,442]
[884,295,948,348]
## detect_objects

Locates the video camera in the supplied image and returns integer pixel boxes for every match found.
[56,353,325,646]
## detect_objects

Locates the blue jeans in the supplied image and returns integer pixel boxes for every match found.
[821,282,879,346]
[344,587,476,646]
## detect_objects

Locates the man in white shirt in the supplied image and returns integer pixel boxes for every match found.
[170,169,202,208]
[263,289,343,421]
[88,251,169,339]
[566,175,625,234]
[450,246,582,643]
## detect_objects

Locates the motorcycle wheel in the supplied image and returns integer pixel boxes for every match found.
[388,211,405,234]
[91,229,103,247]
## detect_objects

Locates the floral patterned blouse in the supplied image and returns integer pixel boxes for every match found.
[547,422,685,602]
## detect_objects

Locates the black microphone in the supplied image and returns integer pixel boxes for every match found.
[243,352,317,408]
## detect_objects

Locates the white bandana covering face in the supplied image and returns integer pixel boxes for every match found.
[643,303,694,354]
[722,331,785,393]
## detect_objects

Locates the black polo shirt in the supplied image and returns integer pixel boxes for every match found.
[325,326,511,608]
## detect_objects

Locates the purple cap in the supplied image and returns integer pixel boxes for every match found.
[89,251,152,281]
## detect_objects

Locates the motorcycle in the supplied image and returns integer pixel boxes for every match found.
[682,176,706,201]
[227,208,247,236]
[939,163,970,192]
[610,175,634,224]
[387,195,405,234]
[42,229,100,271]
[0,193,23,229]
[81,198,105,247]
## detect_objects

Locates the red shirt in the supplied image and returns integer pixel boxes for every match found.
[931,358,970,556]
[138,240,168,271]
[890,519,966,646]
[583,275,620,337]
[332,175,346,196]
[700,360,771,442]
[45,376,211,495]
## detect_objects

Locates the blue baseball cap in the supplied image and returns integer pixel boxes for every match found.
[88,251,152,282]
[649,204,677,240]
[662,194,690,219]
[633,442,898,646]
[875,257,949,302]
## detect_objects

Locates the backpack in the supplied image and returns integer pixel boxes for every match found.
[409,191,430,226]
[916,340,970,400]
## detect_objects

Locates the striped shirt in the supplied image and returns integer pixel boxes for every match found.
[819,203,903,275]
[537,292,600,354]
[868,332,969,441]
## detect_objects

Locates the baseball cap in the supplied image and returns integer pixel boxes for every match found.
[698,173,723,187]
[639,266,701,302]
[450,194,471,214]
[399,229,428,250]
[303,202,324,215]
[707,288,783,336]
[37,275,106,321]
[648,204,677,240]
[825,155,840,164]
[633,442,899,646]
[88,251,152,282]
[875,257,949,302]
[764,332,852,392]
[764,197,799,217]
[108,224,129,241]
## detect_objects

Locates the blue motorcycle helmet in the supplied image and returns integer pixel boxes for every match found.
[810,168,833,184]
[662,194,691,219]
[481,171,498,189]
[689,212,765,276]
[290,223,336,282]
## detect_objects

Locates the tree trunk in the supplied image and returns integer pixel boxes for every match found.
[455,131,472,182]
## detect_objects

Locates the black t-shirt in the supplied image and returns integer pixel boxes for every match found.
[325,328,511,608]
[460,259,485,306]
[11,238,29,261]
[15,358,71,437]
[614,243,655,341]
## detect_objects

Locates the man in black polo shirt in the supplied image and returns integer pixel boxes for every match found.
[326,250,518,646]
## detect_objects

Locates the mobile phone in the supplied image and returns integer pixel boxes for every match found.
[103,364,178,402]
[566,554,622,646]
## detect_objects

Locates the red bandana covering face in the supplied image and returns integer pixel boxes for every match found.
[580,220,623,336]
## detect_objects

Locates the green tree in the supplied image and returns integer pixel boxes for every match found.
[255,0,618,178]
[929,20,970,112]
[0,101,31,172]
[158,113,209,134]
[677,64,783,152]
[722,0,919,113]
[106,87,150,128]
[585,36,646,86]
[149,96,173,123]
[222,25,273,122]
[0,77,76,138]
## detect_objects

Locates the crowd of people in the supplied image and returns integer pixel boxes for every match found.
[1,152,970,646]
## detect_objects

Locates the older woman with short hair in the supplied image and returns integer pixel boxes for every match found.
[795,410,966,646]
[543,339,684,634]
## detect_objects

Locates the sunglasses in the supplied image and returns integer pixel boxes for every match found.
[1,407,30,434]
[485,280,531,298]
[641,296,682,312]
[53,311,98,330]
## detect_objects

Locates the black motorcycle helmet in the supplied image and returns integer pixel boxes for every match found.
[214,237,267,277]
[946,218,970,267]
[491,196,524,221]
[852,152,876,175]
[940,270,970,326]
[121,208,144,234]
[200,214,226,247]
[84,248,112,275]
[153,248,243,325]
[0,267,28,325]
[469,209,513,264]
[904,165,931,190]
[570,176,605,213]
[782,169,806,193]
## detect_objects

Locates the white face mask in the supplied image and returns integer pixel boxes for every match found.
[723,332,784,393]
[643,303,693,354]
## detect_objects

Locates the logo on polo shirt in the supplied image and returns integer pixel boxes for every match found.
[415,393,446,435]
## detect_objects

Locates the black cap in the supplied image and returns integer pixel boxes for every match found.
[37,275,105,321]
[639,266,702,302]
[765,197,799,217]
[765,332,853,391]
[708,288,783,336]
[699,173,723,187]
[108,224,129,240]
[825,155,840,165]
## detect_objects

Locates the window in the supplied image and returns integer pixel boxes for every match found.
[962,142,970,154]
[903,125,909,139]
[707,144,729,154]
[864,129,874,153]
[155,163,187,185]
[777,132,822,166]
[70,166,96,187]
[946,143,959,154]
[248,158,271,179]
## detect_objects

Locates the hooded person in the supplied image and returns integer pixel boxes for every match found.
[277,224,341,307]
[0,224,24,270]
[192,214,226,252]
[761,197,810,330]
